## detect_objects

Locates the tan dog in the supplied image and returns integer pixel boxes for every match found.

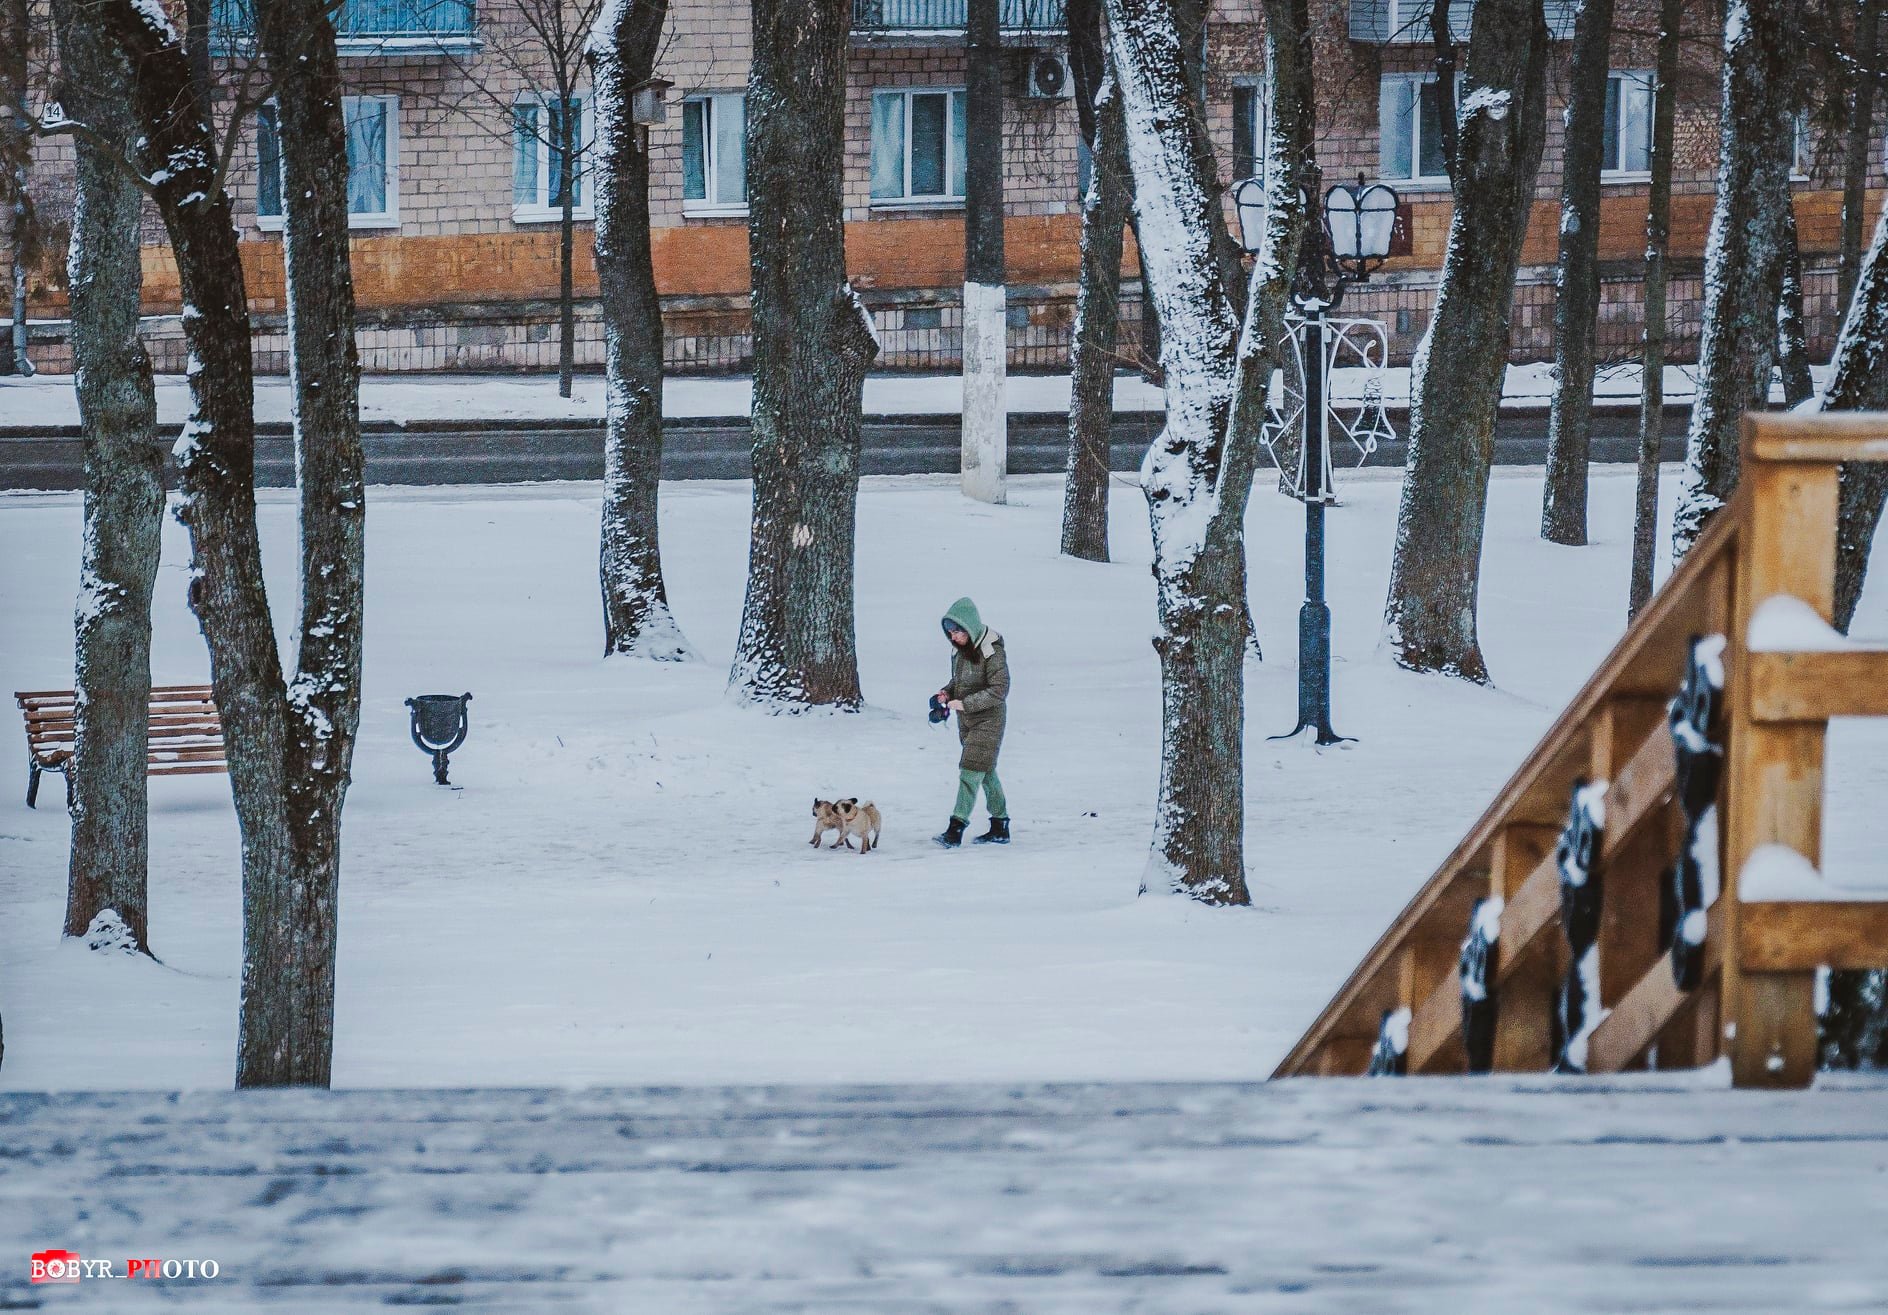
[833,798,882,854]
[810,799,846,849]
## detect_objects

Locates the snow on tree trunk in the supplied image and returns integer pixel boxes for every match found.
[1776,205,1815,408]
[1061,0,1128,564]
[1384,0,1549,682]
[1819,204,1888,630]
[1836,0,1877,319]
[730,0,878,710]
[1670,0,1806,559]
[1540,0,1614,547]
[249,0,369,1088]
[1101,0,1311,903]
[1628,0,1681,619]
[589,0,690,660]
[53,0,164,953]
[106,0,367,1087]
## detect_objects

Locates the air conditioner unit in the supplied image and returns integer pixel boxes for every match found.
[1024,49,1071,100]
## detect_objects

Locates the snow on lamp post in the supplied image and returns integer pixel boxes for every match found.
[1236,174,1400,746]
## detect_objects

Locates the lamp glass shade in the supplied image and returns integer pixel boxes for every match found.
[1324,185,1360,259]
[1353,183,1399,260]
[1230,176,1267,255]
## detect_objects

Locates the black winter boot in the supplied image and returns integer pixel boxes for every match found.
[935,816,968,848]
[972,817,1010,845]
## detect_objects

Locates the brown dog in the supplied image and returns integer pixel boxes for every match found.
[810,799,846,849]
[833,798,882,854]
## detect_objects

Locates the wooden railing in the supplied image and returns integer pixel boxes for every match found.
[1274,412,1888,1088]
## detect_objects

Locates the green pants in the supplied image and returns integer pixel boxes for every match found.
[953,768,1007,821]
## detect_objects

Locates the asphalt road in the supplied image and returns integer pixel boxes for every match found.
[0,406,1691,491]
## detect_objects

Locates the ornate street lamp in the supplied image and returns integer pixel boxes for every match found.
[1235,173,1400,746]
[406,692,472,785]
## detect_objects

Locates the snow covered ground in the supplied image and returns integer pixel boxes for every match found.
[1,465,1885,1093]
[0,360,1835,429]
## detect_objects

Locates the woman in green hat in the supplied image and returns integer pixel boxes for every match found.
[934,596,1011,847]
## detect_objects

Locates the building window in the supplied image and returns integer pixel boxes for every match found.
[1232,76,1268,181]
[1602,71,1653,177]
[1378,74,1452,184]
[1792,111,1813,179]
[513,93,593,222]
[257,95,399,229]
[870,87,967,205]
[682,92,747,213]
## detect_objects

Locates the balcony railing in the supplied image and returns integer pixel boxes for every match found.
[214,0,478,53]
[851,0,1066,36]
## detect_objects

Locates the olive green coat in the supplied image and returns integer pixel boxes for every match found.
[943,597,1009,773]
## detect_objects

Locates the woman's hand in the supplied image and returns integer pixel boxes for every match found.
[948,699,965,712]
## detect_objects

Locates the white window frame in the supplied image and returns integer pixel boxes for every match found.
[1231,73,1269,183]
[681,91,749,217]
[255,94,400,232]
[1378,72,1456,189]
[512,91,595,225]
[1382,0,1470,45]
[1601,70,1654,181]
[1792,111,1812,181]
[870,85,967,208]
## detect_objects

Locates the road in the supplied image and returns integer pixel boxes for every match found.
[0,406,1691,491]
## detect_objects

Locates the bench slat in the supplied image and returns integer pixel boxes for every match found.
[17,685,230,794]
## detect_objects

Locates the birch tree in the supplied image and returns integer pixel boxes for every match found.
[1540,0,1614,546]
[1670,0,1809,558]
[588,0,690,659]
[729,0,877,709]
[1101,0,1312,902]
[51,0,165,953]
[1383,0,1549,681]
[1061,0,1129,563]
[103,0,364,1087]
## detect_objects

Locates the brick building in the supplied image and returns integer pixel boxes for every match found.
[7,0,1883,375]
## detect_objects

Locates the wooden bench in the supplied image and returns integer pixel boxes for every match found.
[14,684,229,809]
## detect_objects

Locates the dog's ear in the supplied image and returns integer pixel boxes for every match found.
[841,797,857,807]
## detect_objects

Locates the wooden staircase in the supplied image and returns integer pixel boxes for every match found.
[1274,412,1888,1089]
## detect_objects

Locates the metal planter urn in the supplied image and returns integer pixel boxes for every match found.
[406,692,472,785]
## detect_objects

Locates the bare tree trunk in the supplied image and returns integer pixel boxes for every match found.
[1628,0,1681,619]
[1670,0,1808,558]
[107,0,366,1087]
[1776,203,1815,407]
[2,0,33,376]
[1836,0,1877,319]
[1816,199,1888,1068]
[1384,0,1550,681]
[730,0,877,709]
[558,82,577,399]
[53,0,164,952]
[1062,0,1126,563]
[1102,0,1311,903]
[248,0,367,1088]
[590,0,688,659]
[1541,0,1613,546]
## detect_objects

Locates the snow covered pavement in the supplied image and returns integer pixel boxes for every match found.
[5,1075,1888,1310]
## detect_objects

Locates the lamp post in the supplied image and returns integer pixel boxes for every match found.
[1232,173,1400,746]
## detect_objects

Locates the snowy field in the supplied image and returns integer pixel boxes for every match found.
[2,466,1886,1092]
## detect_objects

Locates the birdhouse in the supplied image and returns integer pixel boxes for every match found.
[630,78,672,126]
